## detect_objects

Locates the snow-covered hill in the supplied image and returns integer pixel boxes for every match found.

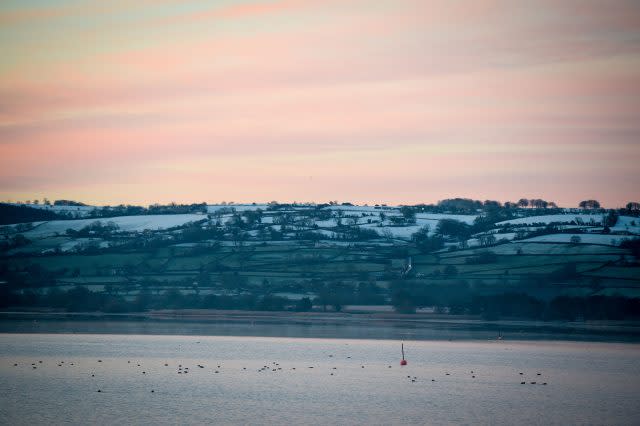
[24,214,206,238]
[3,202,638,250]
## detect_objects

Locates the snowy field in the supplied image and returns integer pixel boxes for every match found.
[497,214,604,226]
[24,214,206,238]
[415,213,477,224]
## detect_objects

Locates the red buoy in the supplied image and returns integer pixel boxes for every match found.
[400,343,408,366]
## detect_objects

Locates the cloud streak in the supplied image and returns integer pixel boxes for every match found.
[1,0,639,206]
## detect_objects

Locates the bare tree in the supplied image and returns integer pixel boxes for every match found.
[626,202,640,212]
[579,200,601,209]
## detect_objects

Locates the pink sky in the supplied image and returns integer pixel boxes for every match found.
[1,0,639,207]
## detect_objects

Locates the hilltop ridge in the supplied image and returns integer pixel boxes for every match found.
[1,199,639,320]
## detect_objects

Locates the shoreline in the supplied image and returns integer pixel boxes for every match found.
[2,309,640,343]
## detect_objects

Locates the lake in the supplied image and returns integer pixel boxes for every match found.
[1,333,640,425]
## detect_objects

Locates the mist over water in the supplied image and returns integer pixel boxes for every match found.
[2,333,640,425]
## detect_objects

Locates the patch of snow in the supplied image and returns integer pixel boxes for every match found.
[415,213,478,225]
[315,219,337,227]
[494,232,517,241]
[207,204,267,213]
[612,216,640,235]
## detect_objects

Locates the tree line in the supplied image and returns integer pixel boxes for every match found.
[3,284,639,321]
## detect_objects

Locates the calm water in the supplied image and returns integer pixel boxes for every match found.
[1,334,639,425]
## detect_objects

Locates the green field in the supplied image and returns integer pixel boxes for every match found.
[3,238,639,300]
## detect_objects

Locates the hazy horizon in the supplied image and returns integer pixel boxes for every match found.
[1,196,633,209]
